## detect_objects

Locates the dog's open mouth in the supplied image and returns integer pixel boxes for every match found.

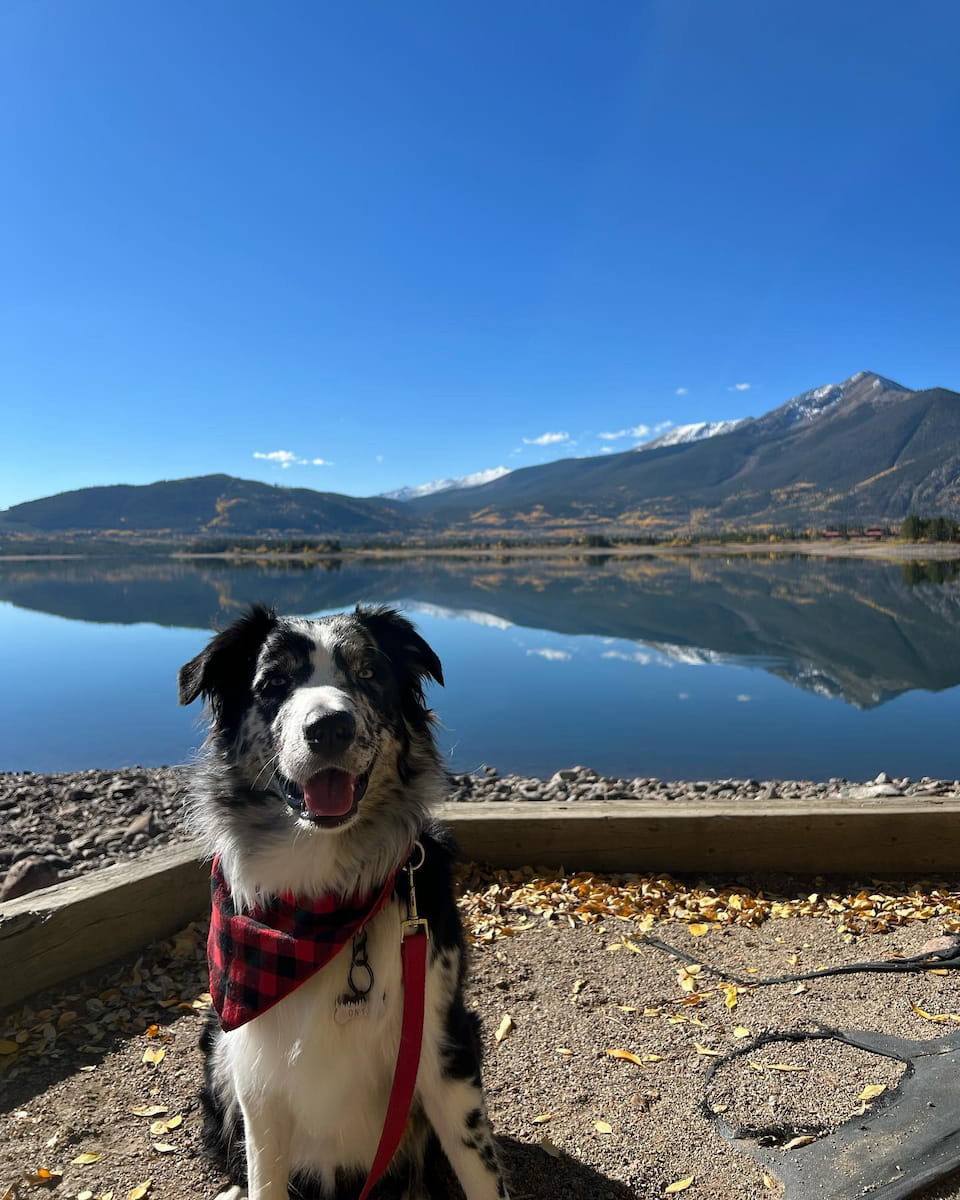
[281,769,369,828]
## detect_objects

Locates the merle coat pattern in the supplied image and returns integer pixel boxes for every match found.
[179,605,508,1200]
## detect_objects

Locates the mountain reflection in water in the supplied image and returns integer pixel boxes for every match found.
[2,553,960,710]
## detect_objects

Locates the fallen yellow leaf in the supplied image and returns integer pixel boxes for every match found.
[538,1138,561,1158]
[141,1046,165,1066]
[733,1026,751,1039]
[665,1177,695,1193]
[555,1047,574,1056]
[572,979,586,994]
[23,1170,61,1188]
[152,1143,176,1153]
[695,1044,721,1057]
[766,1063,806,1072]
[605,1048,645,1066]
[718,983,739,1011]
[642,1053,664,1062]
[594,1119,613,1134]
[130,1105,168,1117]
[71,1153,102,1165]
[126,1182,153,1200]
[531,1113,553,1124]
[494,1014,514,1043]
[782,1135,816,1150]
[689,924,709,937]
[762,1173,777,1189]
[910,1002,960,1023]
[859,1084,886,1101]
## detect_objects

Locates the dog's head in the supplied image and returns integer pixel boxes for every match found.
[179,604,444,840]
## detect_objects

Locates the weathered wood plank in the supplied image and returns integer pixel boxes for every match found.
[2,799,959,1010]
[0,843,210,1010]
[439,800,960,874]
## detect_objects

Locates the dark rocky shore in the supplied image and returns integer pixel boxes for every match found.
[2,765,958,902]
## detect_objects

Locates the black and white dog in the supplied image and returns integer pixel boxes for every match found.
[179,604,508,1200]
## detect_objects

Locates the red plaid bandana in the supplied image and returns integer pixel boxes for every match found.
[208,855,400,1032]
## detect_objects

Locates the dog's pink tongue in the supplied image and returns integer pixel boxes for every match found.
[303,769,356,817]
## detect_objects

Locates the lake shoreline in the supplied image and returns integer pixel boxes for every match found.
[4,538,960,562]
[3,764,958,902]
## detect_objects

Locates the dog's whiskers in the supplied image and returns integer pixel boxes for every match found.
[252,753,282,790]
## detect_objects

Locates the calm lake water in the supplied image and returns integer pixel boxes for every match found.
[3,553,960,781]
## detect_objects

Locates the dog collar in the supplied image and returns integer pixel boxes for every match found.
[207,856,400,1031]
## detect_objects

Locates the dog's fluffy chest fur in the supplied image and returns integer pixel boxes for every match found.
[211,900,414,1191]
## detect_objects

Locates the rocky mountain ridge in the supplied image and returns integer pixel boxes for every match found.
[3,371,958,537]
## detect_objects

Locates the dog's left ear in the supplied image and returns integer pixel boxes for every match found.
[178,604,278,709]
[356,605,444,699]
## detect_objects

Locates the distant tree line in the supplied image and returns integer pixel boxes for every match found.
[189,536,343,554]
[899,515,960,542]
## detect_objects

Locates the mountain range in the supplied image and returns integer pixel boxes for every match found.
[3,370,959,539]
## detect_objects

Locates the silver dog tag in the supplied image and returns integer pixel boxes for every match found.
[334,995,369,1024]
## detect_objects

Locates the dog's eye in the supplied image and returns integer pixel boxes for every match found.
[357,666,375,680]
[258,672,287,692]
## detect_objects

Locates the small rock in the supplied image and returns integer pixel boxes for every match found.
[875,771,892,784]
[124,809,156,839]
[921,935,960,957]
[0,855,60,901]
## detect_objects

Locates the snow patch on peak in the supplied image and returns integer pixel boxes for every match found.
[638,418,750,451]
[772,371,909,430]
[383,466,511,502]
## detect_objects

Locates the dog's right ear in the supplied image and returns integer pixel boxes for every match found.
[178,604,278,707]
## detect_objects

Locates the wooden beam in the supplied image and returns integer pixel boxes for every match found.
[0,843,210,1011]
[3,798,959,1011]
[439,799,960,875]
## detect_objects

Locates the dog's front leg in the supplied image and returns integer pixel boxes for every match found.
[418,1003,508,1200]
[238,1092,293,1200]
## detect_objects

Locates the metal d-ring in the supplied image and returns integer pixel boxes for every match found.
[346,928,374,997]
[408,840,426,873]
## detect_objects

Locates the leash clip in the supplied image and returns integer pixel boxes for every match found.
[401,840,429,941]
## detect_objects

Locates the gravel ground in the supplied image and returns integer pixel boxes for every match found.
[3,900,960,1199]
[3,769,960,1198]
[3,765,959,900]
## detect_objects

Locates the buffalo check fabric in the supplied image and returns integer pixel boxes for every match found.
[208,855,399,1031]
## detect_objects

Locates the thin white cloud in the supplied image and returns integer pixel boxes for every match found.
[736,693,752,702]
[522,431,570,445]
[729,382,752,392]
[675,387,688,396]
[677,692,690,700]
[526,648,572,661]
[598,424,651,441]
[253,450,333,469]
[601,650,652,665]
[600,447,614,454]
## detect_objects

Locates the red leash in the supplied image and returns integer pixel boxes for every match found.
[358,843,429,1200]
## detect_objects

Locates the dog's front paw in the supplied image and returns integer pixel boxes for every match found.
[214,1188,247,1200]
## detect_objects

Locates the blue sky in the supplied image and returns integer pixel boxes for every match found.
[2,0,959,510]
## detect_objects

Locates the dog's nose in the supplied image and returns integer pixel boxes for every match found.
[303,710,356,753]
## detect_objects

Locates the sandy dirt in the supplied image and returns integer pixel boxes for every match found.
[3,868,960,1200]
